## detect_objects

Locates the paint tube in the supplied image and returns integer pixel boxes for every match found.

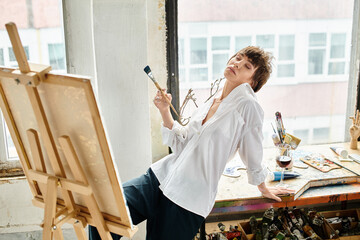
[330,147,348,158]
[267,171,301,181]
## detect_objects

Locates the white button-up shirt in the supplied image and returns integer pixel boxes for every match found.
[151,83,268,217]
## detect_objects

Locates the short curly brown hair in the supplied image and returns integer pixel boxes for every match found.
[228,46,273,92]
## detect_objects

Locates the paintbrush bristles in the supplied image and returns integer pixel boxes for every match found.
[144,65,156,83]
[144,65,151,74]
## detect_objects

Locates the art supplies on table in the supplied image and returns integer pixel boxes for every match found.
[271,111,301,149]
[349,153,360,164]
[300,154,341,172]
[330,147,348,158]
[275,111,285,143]
[223,153,246,178]
[291,149,310,169]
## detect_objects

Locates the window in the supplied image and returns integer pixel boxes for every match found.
[177,0,355,148]
[308,33,326,75]
[179,38,186,82]
[0,0,66,176]
[212,53,228,79]
[278,35,295,77]
[328,33,346,75]
[212,36,230,79]
[235,36,251,51]
[190,38,207,64]
[8,46,29,66]
[293,129,310,145]
[313,127,330,143]
[308,32,348,76]
[256,35,275,49]
[189,38,208,82]
[48,43,66,70]
[4,121,17,159]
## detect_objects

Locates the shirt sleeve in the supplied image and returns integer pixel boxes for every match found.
[238,124,269,185]
[161,120,188,154]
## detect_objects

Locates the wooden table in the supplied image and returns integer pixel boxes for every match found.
[200,143,360,239]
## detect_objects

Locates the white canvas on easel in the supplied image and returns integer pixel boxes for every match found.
[0,22,137,240]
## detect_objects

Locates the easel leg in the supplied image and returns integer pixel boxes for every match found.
[59,136,112,240]
[85,195,113,240]
[43,176,58,240]
[73,221,88,240]
[53,228,64,240]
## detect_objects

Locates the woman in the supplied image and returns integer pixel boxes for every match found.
[89,46,295,240]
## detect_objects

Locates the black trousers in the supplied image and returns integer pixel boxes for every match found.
[88,168,204,240]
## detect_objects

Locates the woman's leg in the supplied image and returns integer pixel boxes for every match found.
[89,168,161,239]
[145,192,205,240]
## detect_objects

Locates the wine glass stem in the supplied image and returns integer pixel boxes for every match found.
[280,168,285,185]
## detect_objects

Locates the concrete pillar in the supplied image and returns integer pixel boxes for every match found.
[62,0,97,88]
[92,1,151,238]
[92,0,152,181]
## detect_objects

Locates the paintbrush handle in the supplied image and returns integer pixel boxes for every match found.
[154,82,180,118]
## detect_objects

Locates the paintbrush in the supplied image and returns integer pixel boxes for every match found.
[144,66,180,118]
[325,157,360,176]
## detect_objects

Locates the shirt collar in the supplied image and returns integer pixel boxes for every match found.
[215,82,256,104]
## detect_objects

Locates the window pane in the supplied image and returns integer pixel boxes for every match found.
[309,33,326,47]
[190,38,207,64]
[189,68,208,82]
[256,35,275,48]
[4,122,17,160]
[328,62,345,75]
[235,36,251,51]
[48,43,65,70]
[313,127,330,143]
[212,36,230,50]
[308,49,325,74]
[0,49,4,65]
[279,35,295,60]
[293,129,309,145]
[330,33,346,58]
[213,53,228,79]
[179,68,186,82]
[179,39,185,65]
[9,46,29,62]
[277,64,295,77]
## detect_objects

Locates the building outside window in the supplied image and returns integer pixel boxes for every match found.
[178,0,354,147]
[48,43,66,70]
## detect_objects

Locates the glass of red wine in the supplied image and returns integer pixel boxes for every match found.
[276,145,292,187]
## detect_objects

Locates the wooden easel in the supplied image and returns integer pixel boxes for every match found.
[0,22,137,240]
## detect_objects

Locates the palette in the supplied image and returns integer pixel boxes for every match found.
[300,156,341,172]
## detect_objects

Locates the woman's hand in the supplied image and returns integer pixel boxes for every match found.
[153,89,172,113]
[153,89,174,129]
[257,182,295,202]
